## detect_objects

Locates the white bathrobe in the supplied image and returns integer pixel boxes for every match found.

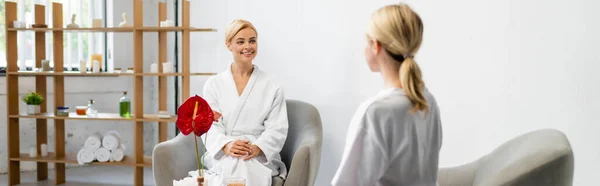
[331,88,443,186]
[201,64,289,186]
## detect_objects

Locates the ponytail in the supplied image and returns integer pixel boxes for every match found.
[399,57,429,113]
[368,3,427,112]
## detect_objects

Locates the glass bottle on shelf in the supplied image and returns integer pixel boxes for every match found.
[86,99,98,117]
[119,91,131,118]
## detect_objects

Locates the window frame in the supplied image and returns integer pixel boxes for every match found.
[0,0,109,73]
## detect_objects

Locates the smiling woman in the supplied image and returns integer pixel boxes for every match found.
[196,19,290,186]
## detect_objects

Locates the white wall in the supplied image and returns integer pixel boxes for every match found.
[0,0,162,174]
[189,0,600,185]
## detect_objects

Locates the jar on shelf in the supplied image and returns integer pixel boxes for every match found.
[56,106,69,116]
[76,106,87,115]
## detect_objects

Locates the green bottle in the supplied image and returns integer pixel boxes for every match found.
[119,91,131,118]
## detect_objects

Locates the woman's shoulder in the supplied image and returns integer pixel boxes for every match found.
[206,68,230,82]
[203,73,224,88]
[367,91,412,118]
[254,67,284,90]
[365,88,439,119]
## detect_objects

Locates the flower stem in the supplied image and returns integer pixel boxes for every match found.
[202,133,207,176]
[193,122,201,176]
[191,101,202,176]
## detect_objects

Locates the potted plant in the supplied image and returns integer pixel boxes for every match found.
[22,92,44,114]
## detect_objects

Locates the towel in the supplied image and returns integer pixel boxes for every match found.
[77,148,95,165]
[84,132,103,151]
[173,169,221,186]
[173,176,198,186]
[102,131,121,151]
[94,147,111,162]
[110,144,126,162]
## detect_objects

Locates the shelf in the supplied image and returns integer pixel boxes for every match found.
[11,112,132,121]
[7,27,134,32]
[139,114,176,122]
[139,156,153,167]
[6,27,217,32]
[7,71,216,76]
[15,181,136,186]
[135,72,217,76]
[10,153,152,167]
[7,71,131,76]
[138,27,217,32]
[10,112,177,122]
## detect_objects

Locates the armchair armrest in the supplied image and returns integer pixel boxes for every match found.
[153,133,205,186]
[284,138,321,186]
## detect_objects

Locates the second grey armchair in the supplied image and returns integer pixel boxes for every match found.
[437,128,574,186]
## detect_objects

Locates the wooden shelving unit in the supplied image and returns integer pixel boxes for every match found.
[4,1,216,185]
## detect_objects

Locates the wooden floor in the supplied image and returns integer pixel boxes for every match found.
[0,166,154,186]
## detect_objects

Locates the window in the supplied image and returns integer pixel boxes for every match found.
[0,1,7,70]
[0,0,107,72]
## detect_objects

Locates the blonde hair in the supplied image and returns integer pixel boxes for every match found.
[225,19,258,43]
[368,4,428,113]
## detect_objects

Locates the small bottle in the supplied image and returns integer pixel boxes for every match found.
[119,91,131,118]
[86,99,97,117]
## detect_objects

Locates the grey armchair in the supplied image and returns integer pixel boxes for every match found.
[437,129,574,186]
[153,99,323,186]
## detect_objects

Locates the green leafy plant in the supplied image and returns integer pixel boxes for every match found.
[22,92,44,105]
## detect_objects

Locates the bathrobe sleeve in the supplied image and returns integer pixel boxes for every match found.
[203,78,235,160]
[253,87,289,163]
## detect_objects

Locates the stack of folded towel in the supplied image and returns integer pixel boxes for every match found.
[77,130,126,165]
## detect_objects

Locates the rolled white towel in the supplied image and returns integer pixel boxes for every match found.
[110,144,126,162]
[77,148,95,165]
[84,132,103,151]
[174,170,216,186]
[94,147,111,162]
[102,132,121,151]
[105,130,121,138]
[173,177,198,186]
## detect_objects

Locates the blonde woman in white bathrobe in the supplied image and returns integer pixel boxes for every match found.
[200,19,289,186]
[332,3,443,186]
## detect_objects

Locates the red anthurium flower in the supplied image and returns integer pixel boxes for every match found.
[176,95,214,136]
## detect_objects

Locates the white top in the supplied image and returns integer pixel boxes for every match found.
[332,88,443,186]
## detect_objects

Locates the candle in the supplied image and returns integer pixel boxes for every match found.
[41,60,51,71]
[90,54,103,71]
[163,62,174,73]
[93,19,103,28]
[150,63,158,73]
[92,60,100,73]
[80,60,87,73]
[41,144,48,157]
[29,146,37,158]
